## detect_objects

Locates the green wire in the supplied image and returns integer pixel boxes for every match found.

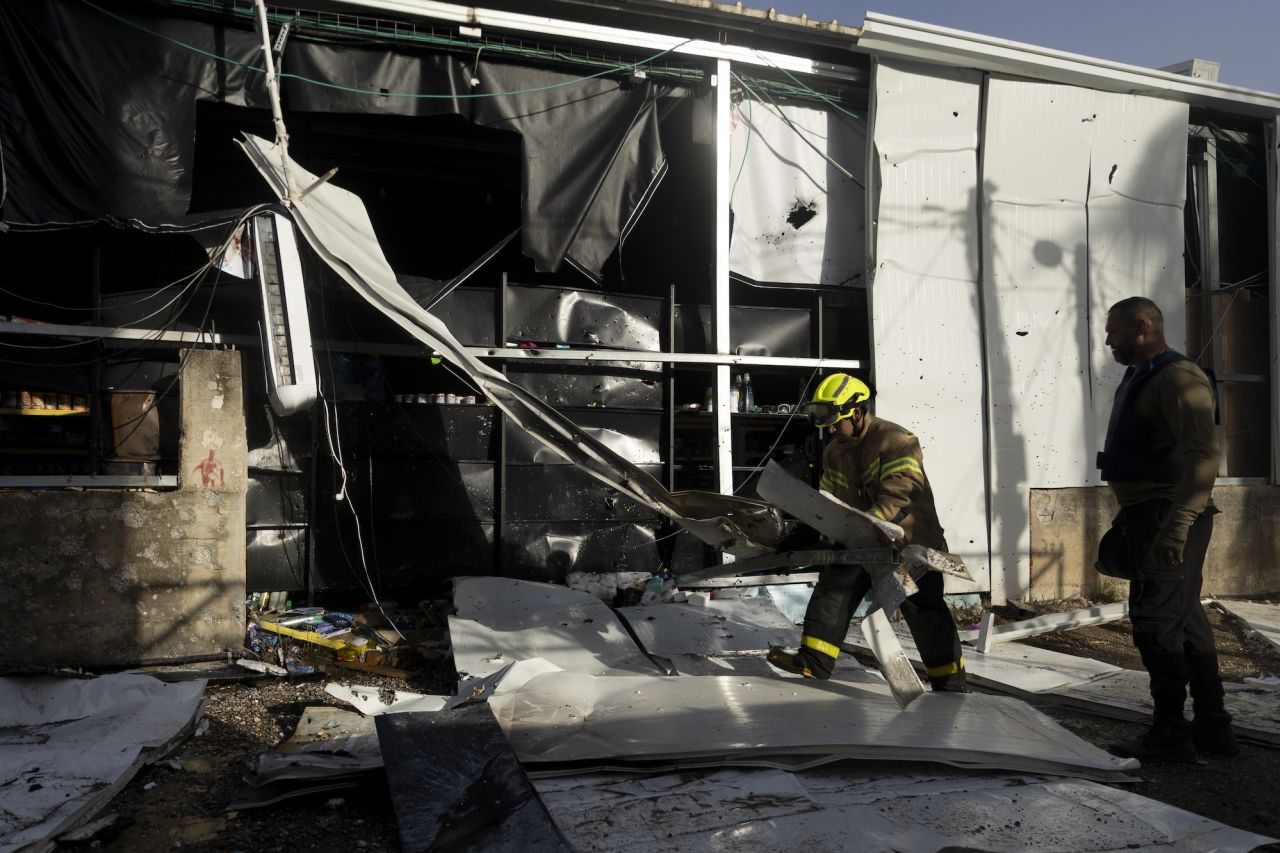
[736,74,862,187]
[80,0,695,100]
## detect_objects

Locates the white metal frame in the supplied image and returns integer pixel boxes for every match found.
[857,13,1280,117]
[331,0,853,77]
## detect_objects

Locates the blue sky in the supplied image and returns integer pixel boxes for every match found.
[764,1,1280,93]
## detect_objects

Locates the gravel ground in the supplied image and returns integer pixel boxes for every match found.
[84,598,1280,852]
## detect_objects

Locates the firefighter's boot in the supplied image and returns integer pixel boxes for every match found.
[766,648,816,678]
[1109,719,1198,763]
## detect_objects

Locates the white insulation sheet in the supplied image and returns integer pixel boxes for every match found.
[0,675,205,853]
[871,59,987,591]
[535,768,1275,852]
[981,77,1188,597]
[728,97,865,287]
[490,669,1136,780]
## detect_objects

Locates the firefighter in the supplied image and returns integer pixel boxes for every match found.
[766,373,967,691]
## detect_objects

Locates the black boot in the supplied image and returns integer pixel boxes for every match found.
[766,649,818,679]
[1191,711,1240,757]
[1109,719,1198,763]
[930,670,970,693]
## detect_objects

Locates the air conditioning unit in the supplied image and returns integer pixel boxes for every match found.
[252,211,317,417]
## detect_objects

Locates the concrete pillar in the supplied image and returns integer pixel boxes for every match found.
[0,349,248,666]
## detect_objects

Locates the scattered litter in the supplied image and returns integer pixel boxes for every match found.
[194,718,210,737]
[235,659,287,677]
[326,797,346,809]
[143,782,157,792]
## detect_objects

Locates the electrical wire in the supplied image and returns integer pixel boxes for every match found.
[733,73,863,188]
[0,206,267,367]
[747,52,865,123]
[81,0,695,102]
[314,270,409,643]
[1194,288,1243,365]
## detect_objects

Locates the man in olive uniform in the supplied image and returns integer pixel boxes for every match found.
[767,373,967,691]
[1100,296,1236,761]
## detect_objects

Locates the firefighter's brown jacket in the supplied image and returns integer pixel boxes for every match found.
[819,413,948,550]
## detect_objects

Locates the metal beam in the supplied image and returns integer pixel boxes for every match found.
[0,321,862,370]
[713,59,734,500]
[331,0,851,77]
[0,475,178,489]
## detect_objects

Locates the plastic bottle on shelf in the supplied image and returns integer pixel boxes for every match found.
[730,376,742,412]
[743,373,754,413]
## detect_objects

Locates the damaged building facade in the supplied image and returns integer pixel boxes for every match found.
[2,0,1279,664]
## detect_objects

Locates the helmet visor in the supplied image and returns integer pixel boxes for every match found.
[807,401,844,428]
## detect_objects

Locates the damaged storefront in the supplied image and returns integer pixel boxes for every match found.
[5,2,1280,852]
[4,0,1280,655]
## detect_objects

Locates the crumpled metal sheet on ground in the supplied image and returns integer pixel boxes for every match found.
[447,578,1133,778]
[1215,599,1280,654]
[246,706,382,785]
[237,133,783,559]
[533,768,1276,852]
[487,670,1137,781]
[845,619,1280,746]
[1053,669,1280,748]
[449,577,662,681]
[616,597,801,658]
[844,617,1123,695]
[0,674,205,853]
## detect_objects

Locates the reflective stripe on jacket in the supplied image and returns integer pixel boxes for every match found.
[820,414,948,550]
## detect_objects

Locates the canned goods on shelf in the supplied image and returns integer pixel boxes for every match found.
[416,394,430,404]
[445,393,458,405]
[463,395,476,405]
[434,393,446,404]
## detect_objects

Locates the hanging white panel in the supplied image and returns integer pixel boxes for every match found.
[982,78,1094,599]
[1086,93,1189,483]
[872,59,987,591]
[728,96,865,286]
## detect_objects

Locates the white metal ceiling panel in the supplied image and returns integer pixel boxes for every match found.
[489,669,1136,779]
[1085,93,1189,484]
[728,97,866,287]
[871,59,988,591]
[982,77,1094,598]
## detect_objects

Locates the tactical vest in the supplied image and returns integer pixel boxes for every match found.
[1096,350,1188,483]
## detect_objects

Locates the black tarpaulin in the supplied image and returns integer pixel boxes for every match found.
[284,43,674,277]
[376,706,574,853]
[0,0,676,276]
[0,1,261,229]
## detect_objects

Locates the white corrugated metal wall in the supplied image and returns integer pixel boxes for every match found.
[870,59,988,592]
[873,66,1189,600]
